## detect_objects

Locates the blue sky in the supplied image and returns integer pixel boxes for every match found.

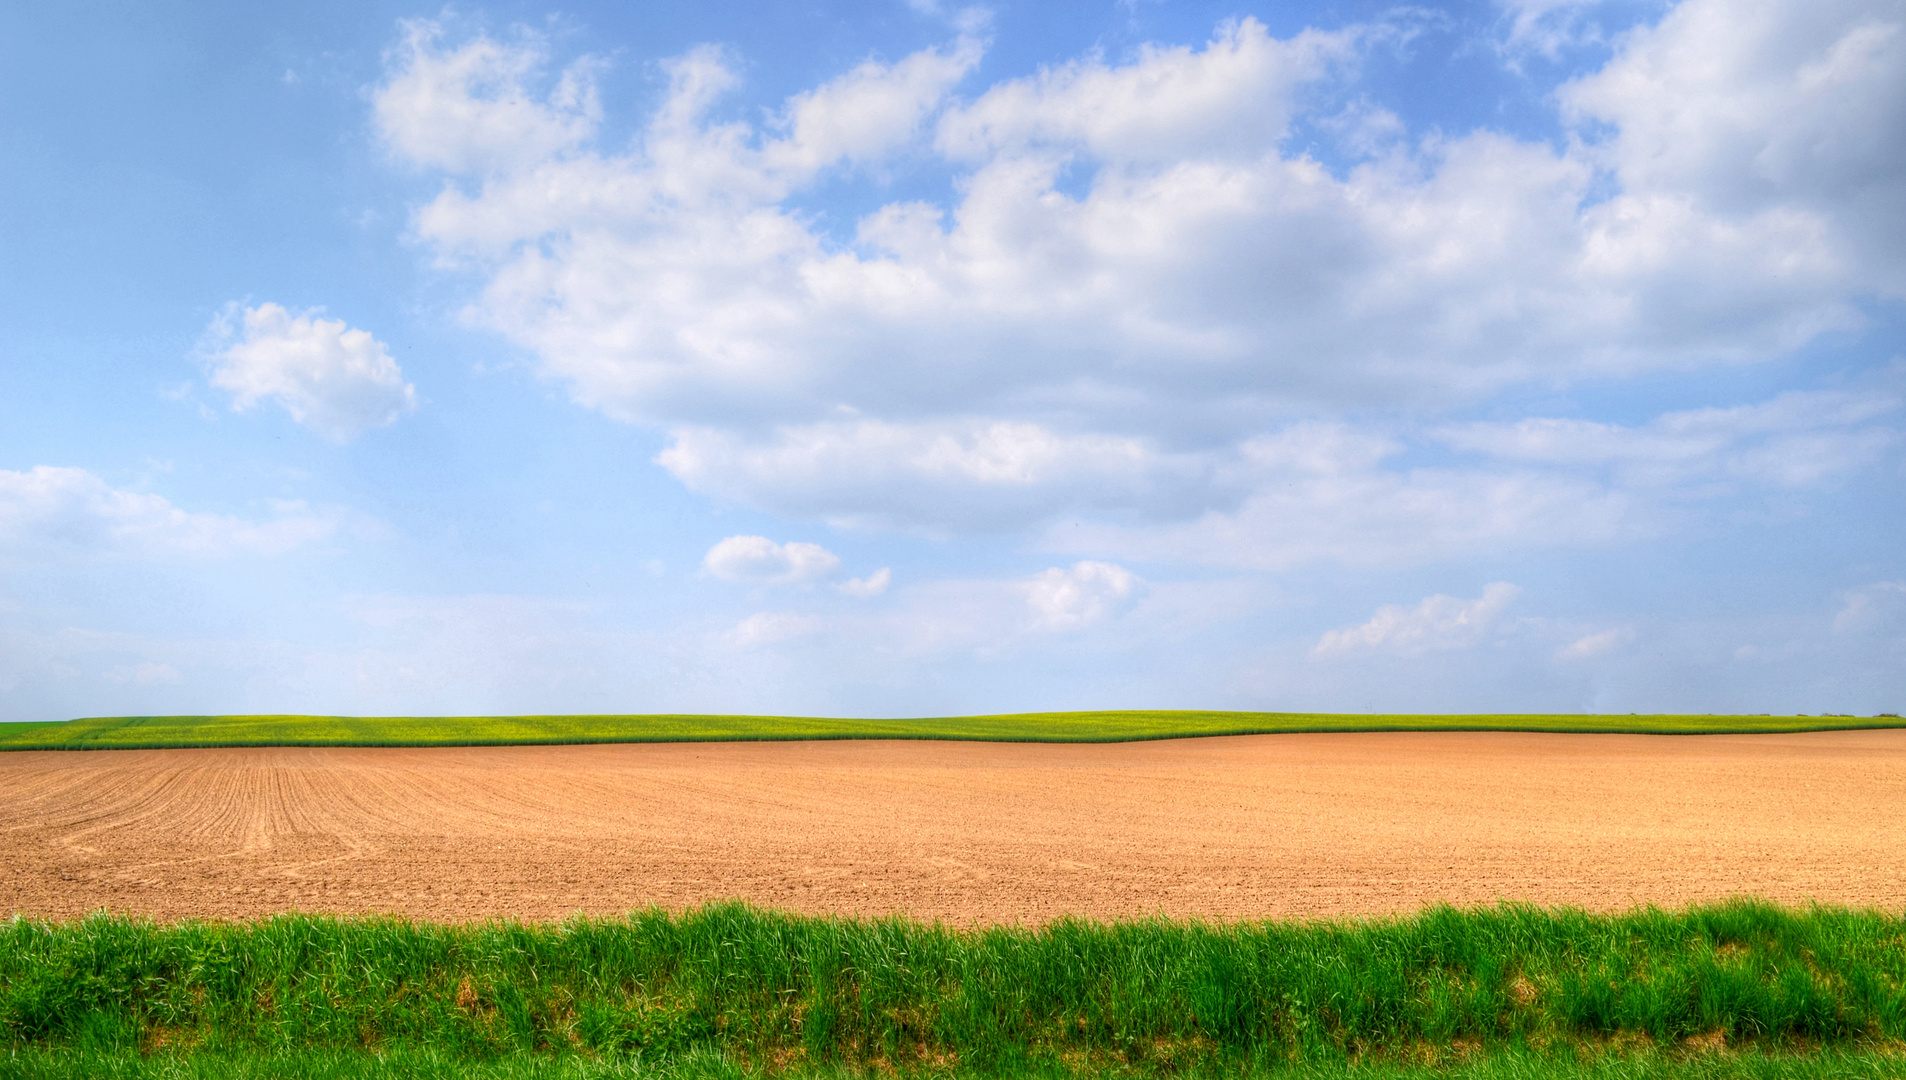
[2,0,1902,722]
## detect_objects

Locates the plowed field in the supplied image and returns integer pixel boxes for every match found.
[4,731,1903,923]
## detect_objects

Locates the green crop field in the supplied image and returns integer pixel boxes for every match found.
[1,710,1900,752]
[4,901,1905,1078]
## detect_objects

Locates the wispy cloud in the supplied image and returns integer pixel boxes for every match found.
[0,466,353,561]
[1556,626,1635,660]
[1314,583,1522,658]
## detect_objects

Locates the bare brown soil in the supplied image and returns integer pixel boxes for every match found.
[3,731,1903,924]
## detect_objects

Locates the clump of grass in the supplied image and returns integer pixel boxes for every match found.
[2,900,1903,1076]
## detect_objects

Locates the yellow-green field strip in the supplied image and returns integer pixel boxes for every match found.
[1,710,1900,751]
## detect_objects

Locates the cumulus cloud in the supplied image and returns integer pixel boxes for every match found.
[1024,561,1141,632]
[1313,583,1522,657]
[839,568,892,598]
[375,19,601,175]
[206,303,417,442]
[702,535,841,584]
[935,18,1355,164]
[1563,0,1906,292]
[771,36,986,173]
[0,465,345,561]
[372,1,1904,554]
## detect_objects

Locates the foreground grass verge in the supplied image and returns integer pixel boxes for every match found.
[5,1047,1905,1079]
[2,710,1901,751]
[4,902,1903,1077]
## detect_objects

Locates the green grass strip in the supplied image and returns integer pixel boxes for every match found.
[4,1046,1904,1079]
[2,711,1901,751]
[5,901,1905,1076]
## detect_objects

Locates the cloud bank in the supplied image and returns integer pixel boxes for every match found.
[367,0,1903,570]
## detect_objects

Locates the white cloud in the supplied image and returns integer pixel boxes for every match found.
[839,567,892,598]
[0,466,345,561]
[1313,583,1522,657]
[1563,0,1906,292]
[1496,0,1606,59]
[375,19,601,175]
[1024,560,1141,632]
[1049,423,1637,571]
[703,560,1150,667]
[669,403,1781,555]
[702,535,841,584]
[657,419,1214,533]
[771,37,984,174]
[1052,384,1898,571]
[1556,626,1635,659]
[205,303,417,442]
[1437,389,1901,489]
[395,9,1897,421]
[655,386,1899,569]
[372,3,1904,559]
[935,18,1355,164]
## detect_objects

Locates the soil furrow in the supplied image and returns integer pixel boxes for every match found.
[2,730,1902,923]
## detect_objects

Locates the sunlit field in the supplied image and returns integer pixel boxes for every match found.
[7,716,1904,1075]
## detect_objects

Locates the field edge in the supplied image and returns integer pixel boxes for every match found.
[5,900,1905,1078]
[3,710,1904,751]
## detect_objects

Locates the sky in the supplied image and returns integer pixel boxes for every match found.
[2,0,1902,722]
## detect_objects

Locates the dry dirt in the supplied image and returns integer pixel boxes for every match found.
[3,730,1903,924]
